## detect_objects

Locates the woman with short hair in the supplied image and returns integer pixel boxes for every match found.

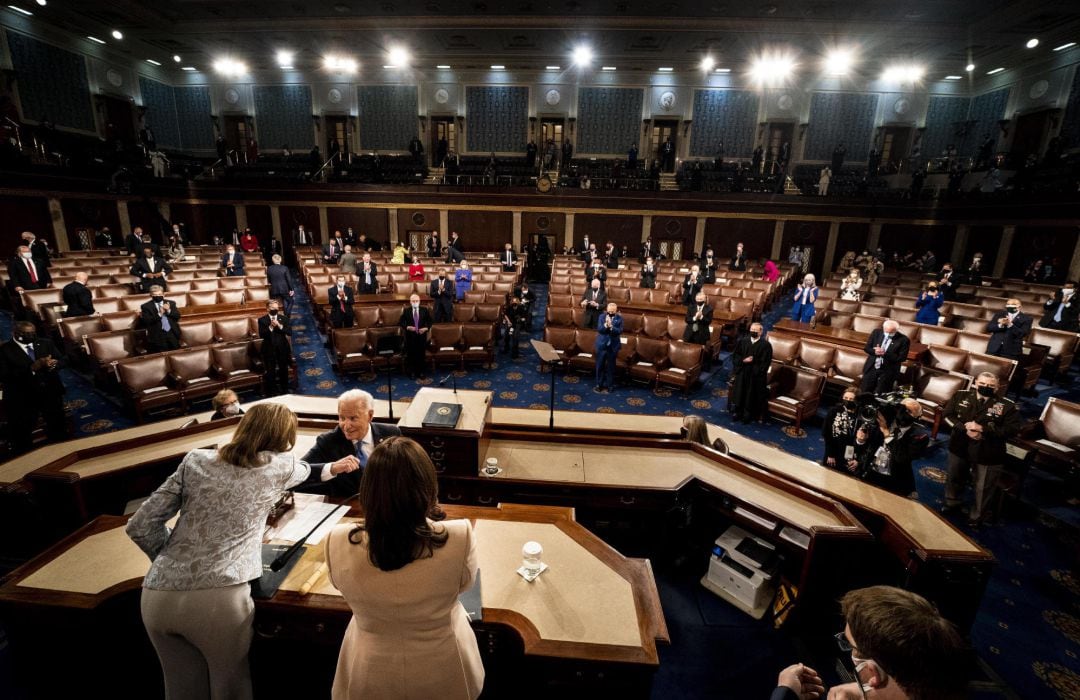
[209,388,243,421]
[326,436,484,699]
[127,403,310,700]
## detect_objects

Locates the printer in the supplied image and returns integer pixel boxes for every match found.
[700,524,781,619]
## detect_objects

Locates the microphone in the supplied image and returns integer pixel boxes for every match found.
[270,491,361,572]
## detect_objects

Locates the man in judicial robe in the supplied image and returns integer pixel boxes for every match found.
[729,322,772,423]
[328,275,355,329]
[0,321,67,452]
[61,271,95,317]
[399,293,432,379]
[684,292,713,345]
[257,300,292,396]
[429,269,455,323]
[580,279,607,329]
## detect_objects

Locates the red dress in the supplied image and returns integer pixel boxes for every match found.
[240,234,260,253]
[408,263,426,281]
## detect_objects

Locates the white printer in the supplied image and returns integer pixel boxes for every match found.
[700,524,780,619]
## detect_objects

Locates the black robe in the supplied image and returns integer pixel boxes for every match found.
[729,335,772,420]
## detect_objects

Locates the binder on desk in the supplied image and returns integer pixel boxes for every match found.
[251,544,303,600]
[422,401,462,429]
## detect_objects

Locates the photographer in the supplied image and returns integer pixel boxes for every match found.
[863,398,923,498]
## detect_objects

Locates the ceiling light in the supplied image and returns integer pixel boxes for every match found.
[987,67,1005,75]
[387,46,409,67]
[323,56,357,73]
[111,30,123,40]
[965,63,975,72]
[8,5,33,16]
[86,35,106,44]
[714,67,731,73]
[1025,38,1039,49]
[944,75,962,80]
[602,66,616,71]
[181,66,197,71]
[35,0,45,5]
[145,59,161,66]
[882,64,924,82]
[173,55,181,63]
[658,66,674,72]
[490,64,505,70]
[749,52,796,85]
[276,51,294,68]
[546,65,560,70]
[573,45,592,67]
[824,48,854,76]
[1053,42,1076,51]
[214,58,248,76]
[700,56,715,71]
[436,64,451,69]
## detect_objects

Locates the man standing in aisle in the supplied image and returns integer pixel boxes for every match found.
[985,298,1032,362]
[593,301,622,394]
[728,322,771,423]
[429,268,455,323]
[860,320,909,394]
[258,299,292,396]
[399,293,432,379]
[140,285,182,353]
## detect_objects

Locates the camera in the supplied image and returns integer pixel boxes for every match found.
[855,390,909,428]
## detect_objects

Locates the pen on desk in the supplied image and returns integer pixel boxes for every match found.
[299,562,328,595]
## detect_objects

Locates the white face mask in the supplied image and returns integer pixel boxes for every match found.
[21,252,32,260]
[337,281,345,288]
[412,303,419,310]
[222,402,240,417]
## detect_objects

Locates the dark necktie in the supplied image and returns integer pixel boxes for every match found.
[26,343,35,361]
[339,289,346,313]
[25,259,37,284]
[413,309,419,329]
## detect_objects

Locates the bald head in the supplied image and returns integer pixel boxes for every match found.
[75,271,89,284]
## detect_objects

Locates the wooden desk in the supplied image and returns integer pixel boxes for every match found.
[0,504,667,697]
[772,319,928,361]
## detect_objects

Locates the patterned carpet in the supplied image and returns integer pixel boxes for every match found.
[3,271,1080,699]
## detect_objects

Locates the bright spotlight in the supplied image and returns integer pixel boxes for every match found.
[276,50,294,68]
[111,29,123,40]
[823,49,853,76]
[965,63,975,72]
[173,54,182,63]
[387,46,409,67]
[749,52,796,86]
[882,64,924,83]
[213,58,248,77]
[700,56,715,71]
[1025,38,1039,49]
[324,55,358,73]
[573,45,592,67]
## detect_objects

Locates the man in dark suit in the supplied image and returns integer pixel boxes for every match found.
[267,253,294,315]
[729,242,747,271]
[860,320,910,394]
[985,298,1032,361]
[95,227,117,248]
[1040,281,1079,332]
[602,242,619,270]
[585,259,607,288]
[700,247,718,284]
[21,231,51,268]
[8,245,52,292]
[328,275,355,329]
[682,265,703,305]
[684,292,713,345]
[61,271,95,317]
[729,322,772,422]
[131,246,172,292]
[579,279,607,329]
[593,302,622,393]
[293,224,312,246]
[429,269,455,323]
[0,321,67,452]
[500,243,518,272]
[322,238,342,264]
[399,293,432,378]
[296,389,401,497]
[640,237,657,262]
[258,300,292,395]
[125,226,145,256]
[357,254,379,294]
[640,257,657,289]
[515,284,534,331]
[221,245,245,276]
[426,231,441,258]
[140,285,182,353]
[445,231,464,263]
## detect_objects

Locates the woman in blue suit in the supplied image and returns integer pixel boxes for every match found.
[915,284,945,325]
[454,260,473,301]
[790,274,819,322]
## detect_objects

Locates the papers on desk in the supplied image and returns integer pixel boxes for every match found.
[1036,438,1075,454]
[775,396,799,405]
[266,494,350,545]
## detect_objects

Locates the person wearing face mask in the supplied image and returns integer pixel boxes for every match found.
[682,265,704,306]
[329,276,355,329]
[140,285,182,353]
[863,399,923,498]
[860,320,909,395]
[209,389,244,421]
[580,278,607,329]
[937,263,957,301]
[429,268,455,323]
[593,302,622,394]
[729,322,771,423]
[454,260,472,301]
[258,300,293,396]
[914,283,944,325]
[941,372,1020,525]
[790,274,818,323]
[699,247,718,284]
[357,254,379,295]
[399,294,433,379]
[338,245,358,276]
[132,245,172,293]
[585,259,607,288]
[985,298,1031,362]
[839,268,862,302]
[0,320,67,452]
[821,388,862,471]
[640,257,657,289]
[683,292,713,346]
[8,244,53,295]
[221,245,245,277]
[729,242,747,272]
[1039,281,1079,332]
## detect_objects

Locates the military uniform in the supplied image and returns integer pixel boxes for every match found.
[942,388,1022,523]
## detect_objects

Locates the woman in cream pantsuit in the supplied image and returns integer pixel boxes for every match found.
[326,436,484,699]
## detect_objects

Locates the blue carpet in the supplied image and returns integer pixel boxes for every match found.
[3,271,1080,698]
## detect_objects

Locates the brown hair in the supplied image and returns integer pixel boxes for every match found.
[841,586,967,699]
[217,403,297,469]
[211,389,238,412]
[682,415,710,446]
[350,436,447,571]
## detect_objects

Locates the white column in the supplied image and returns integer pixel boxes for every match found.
[235,205,248,232]
[117,200,131,238]
[47,198,68,252]
[512,211,522,249]
[565,213,575,250]
[387,208,399,247]
[770,220,785,260]
[867,222,882,251]
[950,224,969,266]
[994,225,1015,279]
[822,220,840,275]
[440,209,450,238]
[694,217,706,256]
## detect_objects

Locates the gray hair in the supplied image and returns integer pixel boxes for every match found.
[149,285,164,293]
[338,388,374,410]
[976,371,999,385]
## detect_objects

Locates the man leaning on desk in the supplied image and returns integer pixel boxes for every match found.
[295,389,401,497]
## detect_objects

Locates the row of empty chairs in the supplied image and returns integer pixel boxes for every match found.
[332,324,497,374]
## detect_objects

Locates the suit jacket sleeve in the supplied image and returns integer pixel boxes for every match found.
[596,290,607,308]
[167,303,181,323]
[864,330,879,357]
[985,314,1002,334]
[139,303,157,327]
[885,335,909,363]
[1010,314,1032,340]
[769,688,799,700]
[611,314,623,334]
[985,401,1022,439]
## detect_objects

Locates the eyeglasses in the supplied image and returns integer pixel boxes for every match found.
[834,631,853,652]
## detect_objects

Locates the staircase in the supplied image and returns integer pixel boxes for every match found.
[659,173,680,191]
[424,167,445,185]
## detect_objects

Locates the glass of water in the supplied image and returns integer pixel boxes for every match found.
[522,541,543,576]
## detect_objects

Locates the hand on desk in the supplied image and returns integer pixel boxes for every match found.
[776,663,825,699]
[330,455,360,476]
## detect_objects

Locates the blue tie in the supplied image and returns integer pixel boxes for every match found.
[159,305,171,333]
[26,344,35,361]
[356,442,368,468]
[1055,303,1064,323]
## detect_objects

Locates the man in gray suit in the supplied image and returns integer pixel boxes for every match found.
[266,254,295,316]
[296,389,401,497]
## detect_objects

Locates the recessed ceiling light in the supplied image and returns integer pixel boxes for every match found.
[436,64,451,69]
[1025,38,1039,49]
[573,46,592,67]
[8,5,33,16]
[700,56,715,71]
[214,58,248,76]
[490,64,505,70]
[882,64,924,82]
[987,67,1005,75]
[658,66,673,72]
[944,75,962,80]
[965,63,975,72]
[173,55,181,63]
[35,0,45,5]
[145,59,161,66]
[601,66,616,71]
[111,29,123,40]
[546,65,560,70]
[181,66,197,71]
[824,48,854,76]
[388,46,409,67]
[1053,42,1076,51]
[86,35,106,44]
[714,67,731,73]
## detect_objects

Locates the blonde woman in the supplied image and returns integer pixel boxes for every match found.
[840,268,863,302]
[127,403,310,700]
[682,414,728,454]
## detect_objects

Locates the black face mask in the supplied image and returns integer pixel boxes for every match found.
[896,410,915,427]
[977,385,996,398]
[268,310,279,316]
[152,296,164,303]
[1005,306,1018,314]
[15,333,34,344]
[843,400,857,411]
[749,332,760,339]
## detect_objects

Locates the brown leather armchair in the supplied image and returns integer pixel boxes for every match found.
[913,368,971,438]
[926,344,968,373]
[428,324,464,372]
[334,328,375,374]
[769,334,801,365]
[964,352,1016,392]
[475,304,502,323]
[615,335,638,377]
[546,306,574,327]
[629,336,669,387]
[1015,396,1080,479]
[214,318,253,343]
[461,323,496,369]
[657,341,703,394]
[643,315,669,339]
[168,347,226,403]
[116,354,185,423]
[797,339,835,374]
[830,346,866,389]
[567,329,599,375]
[179,320,215,348]
[543,326,578,360]
[452,304,477,322]
[212,343,264,393]
[354,306,380,329]
[1030,327,1078,382]
[766,365,825,431]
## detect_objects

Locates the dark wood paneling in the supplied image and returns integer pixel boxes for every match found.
[880,224,955,270]
[126,200,167,242]
[194,204,237,245]
[327,207,390,247]
[963,225,1002,271]
[781,220,831,279]
[448,210,512,251]
[245,205,274,246]
[1008,225,1078,279]
[168,202,195,242]
[704,218,775,261]
[836,222,870,260]
[650,215,695,260]
[60,198,121,251]
[279,206,320,244]
[522,211,564,251]
[575,213,642,253]
[0,195,52,254]
[398,207,440,251]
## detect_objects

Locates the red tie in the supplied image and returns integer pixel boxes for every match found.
[413,309,419,328]
[26,259,37,284]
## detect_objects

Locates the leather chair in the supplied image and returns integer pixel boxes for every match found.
[116,354,185,423]
[463,291,487,304]
[1015,396,1080,478]
[657,341,703,394]
[606,287,630,304]
[378,304,405,326]
[615,335,638,377]
[629,288,652,304]
[769,334,801,364]
[833,300,859,314]
[913,368,971,439]
[101,311,140,331]
[729,298,755,321]
[366,327,403,371]
[549,293,572,307]
[955,331,992,354]
[472,281,493,293]
[217,289,246,305]
[667,317,687,341]
[168,281,193,294]
[94,299,124,314]
[797,339,835,373]
[168,347,226,403]
[919,326,958,347]
[852,314,882,334]
[621,312,644,336]
[214,318,253,343]
[354,306,381,329]
[245,287,270,302]
[219,277,246,289]
[87,331,140,372]
[475,304,502,323]
[955,317,991,333]
[926,344,968,373]
[452,304,477,322]
[180,320,216,348]
[643,315,669,339]
[830,346,866,389]
[212,343,264,392]
[59,317,105,353]
[428,324,464,372]
[629,336,669,387]
[567,329,599,375]
[964,352,1016,390]
[1030,327,1078,381]
[828,314,854,330]
[572,308,592,328]
[543,326,578,361]
[192,279,219,291]
[766,365,825,431]
[334,328,375,374]
[546,306,574,327]
[187,290,218,307]
[461,323,496,368]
